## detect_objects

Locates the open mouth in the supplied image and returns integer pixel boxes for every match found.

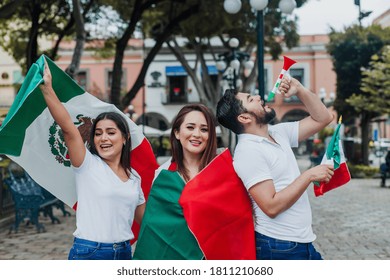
[100,144,112,150]
[189,140,202,146]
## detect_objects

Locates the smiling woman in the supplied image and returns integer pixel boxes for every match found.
[169,104,217,183]
[134,104,217,260]
[134,104,256,260]
[39,59,146,260]
[89,112,131,181]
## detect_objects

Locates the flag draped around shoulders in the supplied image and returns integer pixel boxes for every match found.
[133,169,203,260]
[0,55,158,215]
[314,122,351,197]
[133,149,256,260]
[180,149,255,260]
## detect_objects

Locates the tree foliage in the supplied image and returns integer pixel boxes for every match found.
[1,0,308,109]
[0,0,97,73]
[327,25,390,125]
[0,0,71,71]
[106,0,205,108]
[327,24,390,164]
[347,45,390,115]
[121,0,308,109]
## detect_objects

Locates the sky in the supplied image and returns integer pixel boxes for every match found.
[294,0,390,35]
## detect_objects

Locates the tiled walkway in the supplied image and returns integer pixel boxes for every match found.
[1,156,389,259]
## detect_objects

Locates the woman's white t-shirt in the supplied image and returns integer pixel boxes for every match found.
[72,150,145,243]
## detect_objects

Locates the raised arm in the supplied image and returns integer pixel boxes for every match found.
[39,59,86,167]
[279,77,333,142]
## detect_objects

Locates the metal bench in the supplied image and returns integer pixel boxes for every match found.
[3,163,70,233]
[39,185,71,223]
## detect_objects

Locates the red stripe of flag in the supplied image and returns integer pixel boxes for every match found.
[179,149,256,260]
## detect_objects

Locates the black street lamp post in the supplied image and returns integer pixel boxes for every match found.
[217,38,252,90]
[256,10,265,101]
[216,38,253,150]
[223,0,297,100]
[354,0,372,27]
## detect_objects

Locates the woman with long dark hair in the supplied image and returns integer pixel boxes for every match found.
[134,104,218,259]
[168,104,217,182]
[40,59,145,260]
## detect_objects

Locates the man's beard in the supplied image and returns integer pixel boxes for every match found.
[249,108,276,125]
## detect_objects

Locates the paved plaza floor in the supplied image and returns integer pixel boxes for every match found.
[310,177,390,259]
[0,157,389,260]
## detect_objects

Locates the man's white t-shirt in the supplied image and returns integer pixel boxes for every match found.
[233,122,316,243]
[72,150,145,243]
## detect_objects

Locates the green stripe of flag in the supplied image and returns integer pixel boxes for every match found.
[0,55,84,156]
[133,170,203,260]
[325,123,341,169]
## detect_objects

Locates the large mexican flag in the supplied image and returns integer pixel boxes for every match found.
[133,149,256,260]
[0,55,158,211]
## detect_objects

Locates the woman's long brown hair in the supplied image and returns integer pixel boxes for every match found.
[170,104,217,182]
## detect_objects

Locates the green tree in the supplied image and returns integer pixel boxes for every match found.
[0,0,26,19]
[164,0,307,111]
[0,0,96,73]
[347,45,390,164]
[1,0,308,112]
[93,0,201,109]
[327,25,390,165]
[121,0,308,109]
[119,0,201,109]
[65,0,86,78]
[349,45,390,115]
[98,0,158,108]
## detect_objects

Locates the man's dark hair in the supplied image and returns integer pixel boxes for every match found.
[216,89,246,134]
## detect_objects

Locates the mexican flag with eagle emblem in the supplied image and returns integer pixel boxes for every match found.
[0,55,158,213]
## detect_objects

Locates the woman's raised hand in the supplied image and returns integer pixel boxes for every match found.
[39,58,53,93]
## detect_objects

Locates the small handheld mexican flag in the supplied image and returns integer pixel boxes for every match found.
[0,55,158,211]
[314,117,351,196]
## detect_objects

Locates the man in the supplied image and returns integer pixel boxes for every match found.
[216,77,334,260]
[380,150,390,187]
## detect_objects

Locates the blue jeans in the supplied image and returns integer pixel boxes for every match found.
[255,232,323,260]
[68,237,132,260]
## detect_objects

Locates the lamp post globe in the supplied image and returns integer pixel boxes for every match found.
[216,60,227,72]
[223,0,296,101]
[249,0,268,11]
[278,0,296,14]
[229,37,240,48]
[224,0,242,14]
[244,60,254,71]
[230,59,241,72]
[319,87,326,102]
[236,78,243,89]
